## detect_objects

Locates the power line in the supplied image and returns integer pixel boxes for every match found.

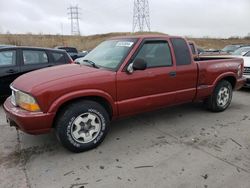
[68,5,81,35]
[132,0,151,32]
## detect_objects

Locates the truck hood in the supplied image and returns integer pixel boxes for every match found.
[12,64,103,92]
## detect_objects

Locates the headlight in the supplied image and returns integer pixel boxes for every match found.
[237,64,242,77]
[11,87,41,112]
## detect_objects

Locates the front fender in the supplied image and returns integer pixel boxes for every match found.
[47,89,117,116]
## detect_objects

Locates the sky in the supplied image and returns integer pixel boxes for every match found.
[0,0,249,38]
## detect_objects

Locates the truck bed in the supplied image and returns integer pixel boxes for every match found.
[194,57,244,100]
[194,56,241,62]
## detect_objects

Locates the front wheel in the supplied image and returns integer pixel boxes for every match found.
[55,100,110,153]
[204,80,233,112]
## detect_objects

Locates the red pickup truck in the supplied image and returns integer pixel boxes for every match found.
[4,35,246,152]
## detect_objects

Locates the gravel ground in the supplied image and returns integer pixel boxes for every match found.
[0,89,250,188]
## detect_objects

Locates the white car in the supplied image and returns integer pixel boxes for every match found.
[232,46,250,56]
[217,49,250,88]
[243,51,250,87]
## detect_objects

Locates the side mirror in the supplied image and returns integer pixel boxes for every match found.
[127,58,147,74]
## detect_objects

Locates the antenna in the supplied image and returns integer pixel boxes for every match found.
[68,5,81,35]
[132,0,151,32]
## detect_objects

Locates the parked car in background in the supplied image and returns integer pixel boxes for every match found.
[4,35,245,153]
[55,46,88,60]
[74,56,85,64]
[242,52,250,88]
[232,46,250,56]
[221,44,250,54]
[0,46,73,97]
[0,44,15,48]
[202,49,226,56]
[197,47,205,55]
[82,50,89,54]
[188,41,222,57]
[244,51,250,57]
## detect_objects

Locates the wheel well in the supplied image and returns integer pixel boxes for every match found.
[53,96,113,127]
[222,76,236,89]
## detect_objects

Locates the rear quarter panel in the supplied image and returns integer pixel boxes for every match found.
[196,58,243,100]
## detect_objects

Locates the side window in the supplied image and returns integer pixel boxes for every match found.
[23,50,48,65]
[171,38,191,66]
[134,41,172,68]
[51,52,66,63]
[0,50,16,67]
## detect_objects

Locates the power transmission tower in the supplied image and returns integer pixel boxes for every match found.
[68,5,81,35]
[132,0,151,32]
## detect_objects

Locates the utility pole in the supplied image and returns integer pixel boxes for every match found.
[68,5,81,35]
[132,0,151,32]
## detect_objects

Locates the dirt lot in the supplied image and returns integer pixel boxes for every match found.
[0,89,250,188]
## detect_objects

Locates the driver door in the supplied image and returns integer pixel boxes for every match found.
[0,49,20,96]
[116,39,177,117]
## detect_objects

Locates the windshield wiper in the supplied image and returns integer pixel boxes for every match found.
[83,59,100,69]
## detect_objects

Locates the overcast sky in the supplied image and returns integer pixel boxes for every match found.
[0,0,249,38]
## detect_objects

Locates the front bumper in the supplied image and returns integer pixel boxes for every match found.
[3,97,55,135]
[243,75,250,88]
[235,77,247,90]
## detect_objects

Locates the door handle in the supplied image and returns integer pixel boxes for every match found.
[6,69,17,74]
[168,71,176,77]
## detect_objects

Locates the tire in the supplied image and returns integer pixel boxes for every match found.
[204,80,233,112]
[55,100,110,153]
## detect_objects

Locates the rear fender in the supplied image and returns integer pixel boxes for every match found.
[212,72,236,89]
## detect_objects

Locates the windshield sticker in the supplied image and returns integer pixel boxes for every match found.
[116,41,134,47]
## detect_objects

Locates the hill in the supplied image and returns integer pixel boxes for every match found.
[1,32,250,51]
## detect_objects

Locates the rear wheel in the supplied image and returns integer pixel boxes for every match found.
[55,100,110,153]
[204,80,233,112]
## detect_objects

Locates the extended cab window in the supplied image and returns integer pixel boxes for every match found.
[171,38,191,66]
[23,50,48,65]
[0,50,16,67]
[135,41,172,68]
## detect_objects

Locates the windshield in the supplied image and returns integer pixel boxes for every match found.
[245,51,250,57]
[222,45,240,52]
[80,39,137,70]
[232,47,250,56]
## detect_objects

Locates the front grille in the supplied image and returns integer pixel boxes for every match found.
[244,67,250,75]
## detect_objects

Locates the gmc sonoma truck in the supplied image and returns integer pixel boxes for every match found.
[4,35,246,153]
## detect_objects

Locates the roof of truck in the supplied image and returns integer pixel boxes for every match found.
[110,34,184,40]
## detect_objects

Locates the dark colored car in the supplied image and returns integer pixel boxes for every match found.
[55,46,88,60]
[0,46,73,97]
[4,35,246,153]
[197,47,205,55]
